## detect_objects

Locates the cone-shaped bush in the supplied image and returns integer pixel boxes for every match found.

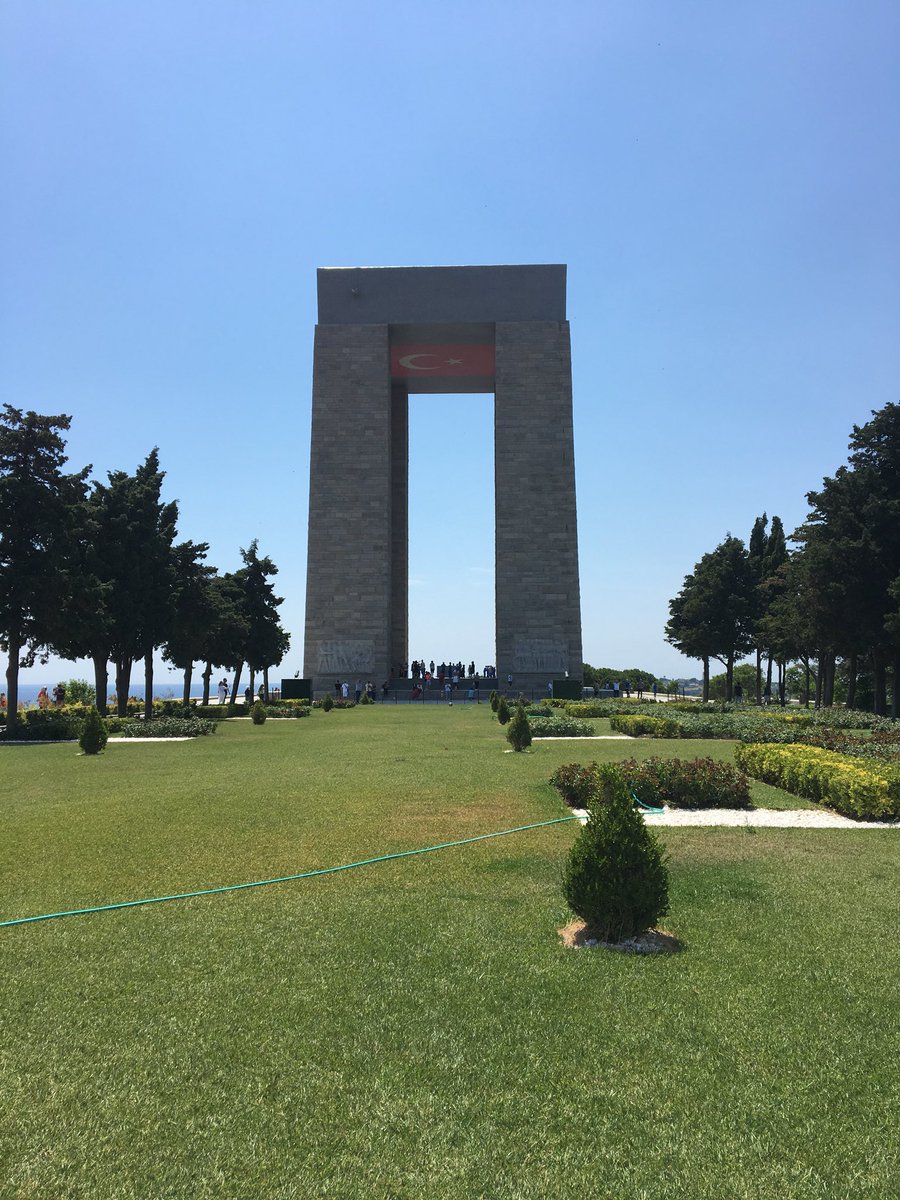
[490,690,499,712]
[563,764,669,942]
[250,700,267,725]
[496,696,511,725]
[322,694,334,711]
[507,704,532,751]
[79,706,108,755]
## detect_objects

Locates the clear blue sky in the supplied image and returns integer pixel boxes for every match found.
[3,1,899,685]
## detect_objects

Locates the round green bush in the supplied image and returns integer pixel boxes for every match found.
[506,704,532,752]
[79,706,108,755]
[250,700,267,725]
[562,764,669,942]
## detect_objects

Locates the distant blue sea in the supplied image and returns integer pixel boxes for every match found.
[14,681,208,707]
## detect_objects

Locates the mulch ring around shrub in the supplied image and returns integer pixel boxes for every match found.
[558,919,682,955]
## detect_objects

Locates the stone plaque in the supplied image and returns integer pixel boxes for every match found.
[316,639,375,675]
[513,638,569,674]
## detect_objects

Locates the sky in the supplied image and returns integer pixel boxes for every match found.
[3,1,899,686]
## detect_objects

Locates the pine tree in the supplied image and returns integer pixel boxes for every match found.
[563,765,669,941]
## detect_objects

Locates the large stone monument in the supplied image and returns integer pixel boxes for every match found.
[303,264,582,693]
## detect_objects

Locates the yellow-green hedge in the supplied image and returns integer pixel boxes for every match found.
[609,715,682,738]
[734,743,900,820]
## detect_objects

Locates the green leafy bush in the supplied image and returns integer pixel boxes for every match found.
[320,694,334,711]
[490,690,499,712]
[610,715,682,738]
[496,697,511,725]
[79,706,108,755]
[562,764,669,942]
[250,700,267,725]
[63,679,96,705]
[549,762,599,806]
[735,743,900,820]
[619,756,752,809]
[530,715,596,738]
[261,704,310,719]
[506,705,532,752]
[115,717,217,738]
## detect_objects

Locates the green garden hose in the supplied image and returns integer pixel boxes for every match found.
[1,814,582,929]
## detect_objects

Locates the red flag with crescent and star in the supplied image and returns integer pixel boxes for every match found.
[390,344,495,379]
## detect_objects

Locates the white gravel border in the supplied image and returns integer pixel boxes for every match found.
[572,807,898,829]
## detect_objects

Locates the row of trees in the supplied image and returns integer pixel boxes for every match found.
[665,403,899,714]
[0,406,289,725]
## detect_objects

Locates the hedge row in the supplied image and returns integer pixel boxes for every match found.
[609,715,682,738]
[734,743,900,820]
[529,715,596,738]
[549,756,751,809]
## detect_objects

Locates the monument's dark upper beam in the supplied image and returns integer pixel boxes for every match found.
[317,264,567,325]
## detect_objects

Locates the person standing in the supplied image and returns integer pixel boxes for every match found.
[217,678,228,705]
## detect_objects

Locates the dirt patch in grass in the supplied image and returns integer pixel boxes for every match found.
[558,918,682,954]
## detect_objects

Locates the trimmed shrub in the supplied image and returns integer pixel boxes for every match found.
[619,756,752,809]
[530,715,596,738]
[506,705,532,752]
[250,700,267,725]
[115,717,217,738]
[735,743,900,820]
[549,761,599,806]
[490,690,499,713]
[262,704,310,719]
[79,706,108,755]
[321,694,334,712]
[562,764,669,942]
[497,697,511,725]
[610,715,682,738]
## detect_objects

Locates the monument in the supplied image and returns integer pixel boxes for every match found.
[303,264,582,693]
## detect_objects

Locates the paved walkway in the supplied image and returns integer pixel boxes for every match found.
[572,807,898,829]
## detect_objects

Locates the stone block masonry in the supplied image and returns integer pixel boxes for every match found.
[303,266,583,694]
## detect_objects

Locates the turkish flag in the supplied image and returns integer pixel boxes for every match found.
[390,343,495,378]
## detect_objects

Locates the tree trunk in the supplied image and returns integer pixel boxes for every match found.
[891,652,899,720]
[804,658,811,708]
[778,659,786,706]
[755,648,762,705]
[202,661,212,706]
[847,652,858,709]
[766,654,774,692]
[702,656,710,703]
[115,658,133,718]
[814,657,823,709]
[725,654,734,702]
[822,653,836,708]
[249,667,256,706]
[144,651,153,722]
[230,661,243,705]
[93,653,109,715]
[183,661,193,708]
[872,649,887,716]
[263,666,270,703]
[5,640,21,732]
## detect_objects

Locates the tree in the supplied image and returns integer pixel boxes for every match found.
[506,703,532,751]
[0,406,89,727]
[162,542,218,706]
[666,536,755,701]
[562,764,669,942]
[59,450,178,716]
[234,540,290,703]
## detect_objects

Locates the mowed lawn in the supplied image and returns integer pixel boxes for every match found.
[1,707,897,1199]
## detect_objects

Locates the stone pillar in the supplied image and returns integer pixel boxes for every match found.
[303,324,394,693]
[390,383,408,677]
[494,321,583,691]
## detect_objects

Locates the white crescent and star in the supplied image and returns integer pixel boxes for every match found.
[398,354,465,370]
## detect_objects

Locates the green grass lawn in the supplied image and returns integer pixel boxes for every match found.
[1,708,897,1199]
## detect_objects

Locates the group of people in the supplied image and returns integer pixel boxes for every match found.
[397,661,497,683]
[333,680,379,703]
